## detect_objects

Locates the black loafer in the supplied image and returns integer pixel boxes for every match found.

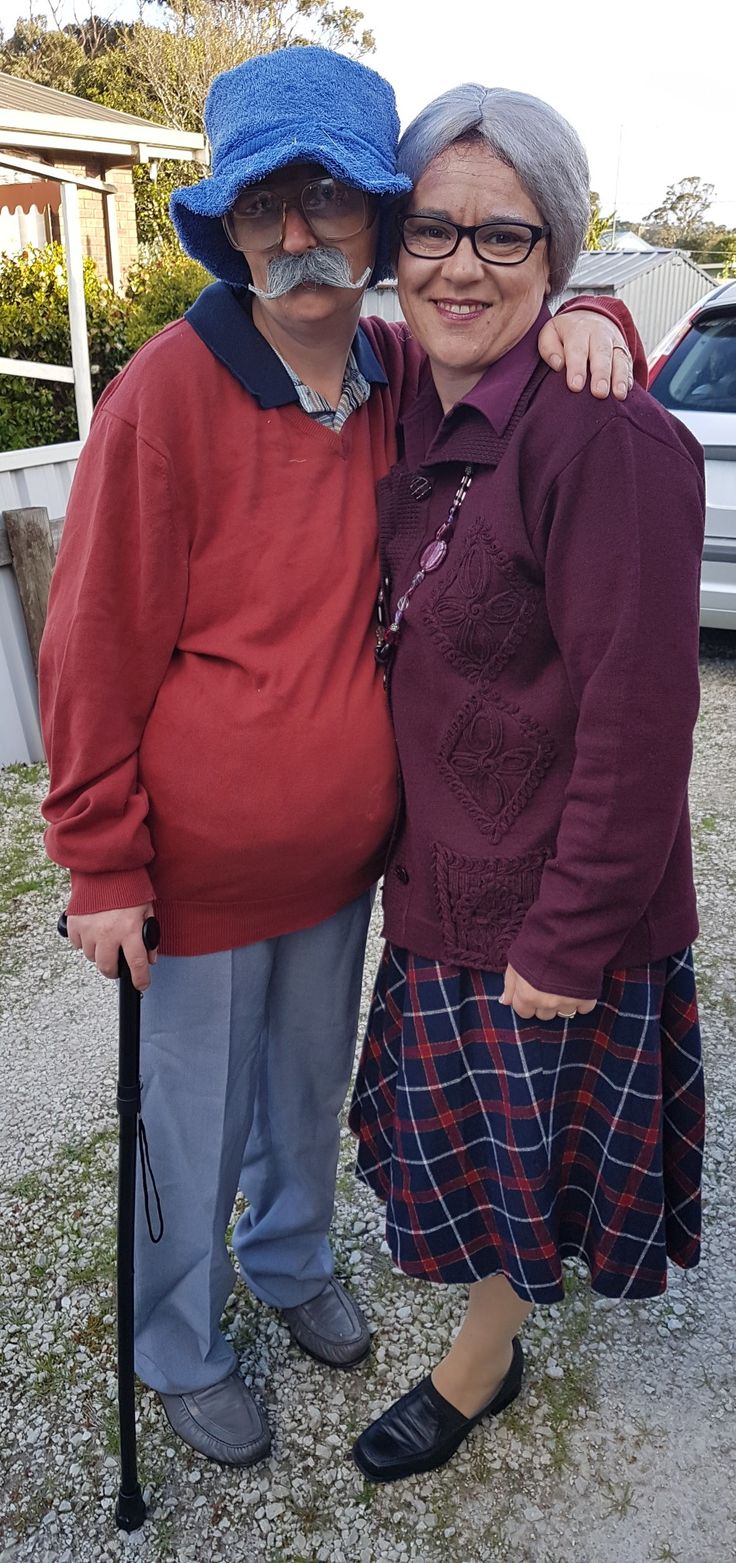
[353,1337,524,1484]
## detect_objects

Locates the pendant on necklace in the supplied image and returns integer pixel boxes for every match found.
[420,538,447,572]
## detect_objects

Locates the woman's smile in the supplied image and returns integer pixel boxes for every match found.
[432,297,491,322]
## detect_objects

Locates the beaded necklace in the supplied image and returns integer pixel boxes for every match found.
[374,464,474,667]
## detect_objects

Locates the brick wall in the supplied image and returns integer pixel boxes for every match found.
[47,156,139,285]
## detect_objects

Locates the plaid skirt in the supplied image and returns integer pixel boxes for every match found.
[349,945,704,1301]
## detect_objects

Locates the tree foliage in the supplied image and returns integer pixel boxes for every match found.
[1,3,374,128]
[636,175,736,275]
[585,191,616,251]
[0,15,86,92]
[113,0,374,133]
[643,175,716,242]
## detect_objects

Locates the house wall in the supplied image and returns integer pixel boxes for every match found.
[52,156,137,282]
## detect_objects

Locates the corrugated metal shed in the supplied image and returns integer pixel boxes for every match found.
[567,251,673,288]
[560,249,714,352]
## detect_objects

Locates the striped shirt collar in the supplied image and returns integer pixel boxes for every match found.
[275,348,371,431]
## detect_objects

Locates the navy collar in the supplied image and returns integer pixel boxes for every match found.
[185,281,387,408]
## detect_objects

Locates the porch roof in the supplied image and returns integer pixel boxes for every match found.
[0,72,207,164]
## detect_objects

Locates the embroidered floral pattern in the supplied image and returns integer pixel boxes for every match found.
[425,524,538,682]
[439,693,555,843]
[434,842,550,968]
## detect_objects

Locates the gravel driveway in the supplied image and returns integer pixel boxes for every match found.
[1,635,735,1563]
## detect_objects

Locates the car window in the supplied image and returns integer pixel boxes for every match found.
[650,315,736,414]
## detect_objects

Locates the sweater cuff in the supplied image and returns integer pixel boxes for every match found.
[67,868,155,917]
[505,939,603,1004]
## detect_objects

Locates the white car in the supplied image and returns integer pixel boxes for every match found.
[648,280,736,630]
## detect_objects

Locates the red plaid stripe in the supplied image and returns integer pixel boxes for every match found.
[349,947,704,1301]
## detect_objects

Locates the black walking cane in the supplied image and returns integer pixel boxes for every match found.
[58,911,161,1532]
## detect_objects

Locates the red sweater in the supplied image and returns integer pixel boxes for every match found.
[39,286,643,956]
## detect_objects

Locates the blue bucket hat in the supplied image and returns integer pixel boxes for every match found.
[171,45,411,286]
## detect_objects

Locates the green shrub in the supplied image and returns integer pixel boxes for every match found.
[0,244,129,450]
[125,248,210,354]
[0,243,211,452]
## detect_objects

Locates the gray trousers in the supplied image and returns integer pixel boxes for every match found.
[133,891,373,1394]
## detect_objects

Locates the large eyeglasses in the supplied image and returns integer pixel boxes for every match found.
[399,216,550,266]
[224,177,372,252]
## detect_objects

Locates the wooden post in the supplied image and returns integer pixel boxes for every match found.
[3,507,56,673]
[103,189,123,293]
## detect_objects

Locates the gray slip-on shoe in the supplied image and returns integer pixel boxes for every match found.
[159,1369,271,1466]
[281,1278,371,1369]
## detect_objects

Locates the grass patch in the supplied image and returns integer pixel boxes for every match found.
[1,1126,117,1395]
[102,1401,121,1458]
[3,1474,62,1544]
[33,1343,70,1398]
[9,1167,46,1202]
[66,1242,117,1290]
[600,1475,635,1519]
[691,808,723,869]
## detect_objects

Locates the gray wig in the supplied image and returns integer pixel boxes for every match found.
[397,85,590,295]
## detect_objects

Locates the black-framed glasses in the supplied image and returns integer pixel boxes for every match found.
[399,215,550,266]
[224,178,373,252]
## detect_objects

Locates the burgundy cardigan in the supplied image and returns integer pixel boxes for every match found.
[379,314,705,999]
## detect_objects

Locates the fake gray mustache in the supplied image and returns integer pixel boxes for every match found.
[248,246,371,299]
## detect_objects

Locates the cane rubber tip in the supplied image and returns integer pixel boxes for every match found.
[114,1486,147,1531]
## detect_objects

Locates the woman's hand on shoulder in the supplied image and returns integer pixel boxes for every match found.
[538,311,634,401]
[501,964,597,1022]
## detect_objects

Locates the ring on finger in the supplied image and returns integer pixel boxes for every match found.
[557,1008,577,1018]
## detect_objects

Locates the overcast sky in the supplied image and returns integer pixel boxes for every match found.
[2,0,733,234]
